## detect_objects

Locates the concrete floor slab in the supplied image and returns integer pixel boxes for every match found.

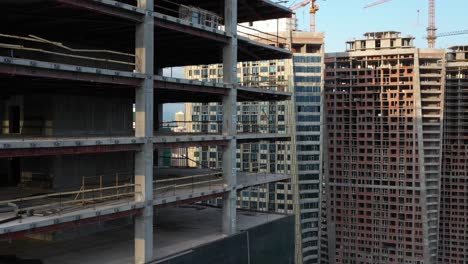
[0,168,289,236]
[0,207,287,264]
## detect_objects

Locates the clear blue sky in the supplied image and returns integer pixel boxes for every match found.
[285,0,468,52]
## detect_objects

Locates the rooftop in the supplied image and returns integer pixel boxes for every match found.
[448,45,468,52]
[1,206,287,263]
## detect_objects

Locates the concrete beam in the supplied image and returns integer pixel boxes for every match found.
[0,137,143,150]
[134,0,154,263]
[153,135,231,148]
[236,133,291,142]
[0,56,144,87]
[0,144,141,158]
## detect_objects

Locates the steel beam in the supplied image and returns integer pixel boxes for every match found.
[56,0,145,22]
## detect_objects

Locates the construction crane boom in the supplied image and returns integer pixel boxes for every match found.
[364,0,438,48]
[436,30,468,38]
[364,0,392,9]
[290,0,309,10]
[289,0,319,32]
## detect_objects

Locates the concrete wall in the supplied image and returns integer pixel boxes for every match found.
[158,215,295,264]
[23,94,53,135]
[0,95,24,135]
[1,93,134,189]
[0,159,12,186]
[0,98,4,134]
[51,94,133,136]
[1,94,133,137]
[20,152,134,189]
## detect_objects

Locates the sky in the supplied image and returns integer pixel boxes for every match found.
[163,0,468,120]
[287,0,468,52]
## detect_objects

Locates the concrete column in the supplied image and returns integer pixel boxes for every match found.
[134,0,154,263]
[222,0,238,236]
[155,104,164,167]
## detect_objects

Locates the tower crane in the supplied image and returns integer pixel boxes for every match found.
[290,0,320,32]
[364,0,437,48]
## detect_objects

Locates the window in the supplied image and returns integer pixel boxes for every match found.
[294,76,322,83]
[300,193,319,199]
[299,164,320,171]
[294,66,321,73]
[295,96,321,103]
[296,86,321,93]
[297,125,321,132]
[297,135,320,142]
[299,174,320,181]
[297,115,320,122]
[293,56,322,63]
[300,202,319,209]
[297,106,320,113]
[298,155,320,161]
[297,145,320,151]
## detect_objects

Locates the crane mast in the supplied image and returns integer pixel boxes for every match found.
[309,1,319,32]
[427,0,436,48]
[290,0,319,32]
[364,0,438,48]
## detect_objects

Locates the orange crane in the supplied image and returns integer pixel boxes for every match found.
[290,0,320,32]
[364,0,437,48]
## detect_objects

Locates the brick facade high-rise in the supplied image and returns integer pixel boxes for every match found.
[324,32,445,264]
[438,45,468,264]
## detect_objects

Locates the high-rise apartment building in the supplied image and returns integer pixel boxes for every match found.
[438,45,468,264]
[186,29,325,264]
[324,31,445,264]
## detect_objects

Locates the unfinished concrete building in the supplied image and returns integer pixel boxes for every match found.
[185,29,325,264]
[438,45,468,264]
[0,1,297,263]
[324,31,445,264]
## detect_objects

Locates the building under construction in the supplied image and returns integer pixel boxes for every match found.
[324,31,445,264]
[0,0,297,263]
[439,45,468,264]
